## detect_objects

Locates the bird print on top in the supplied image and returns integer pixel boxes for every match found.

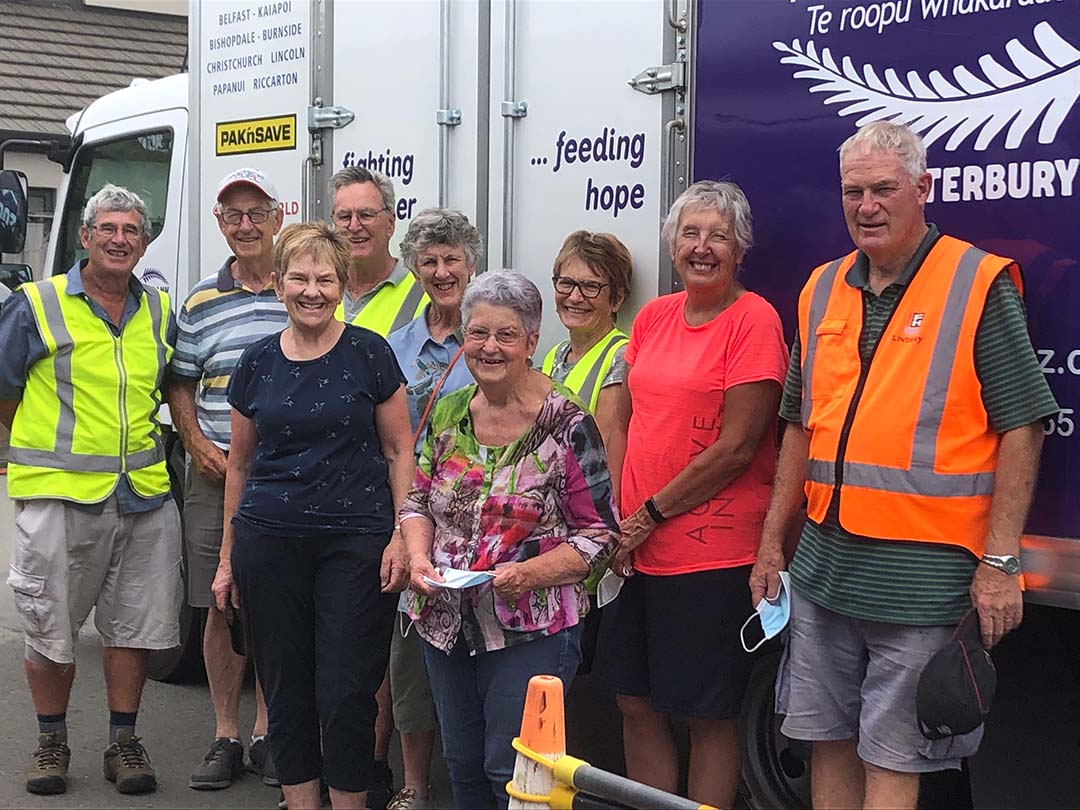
[228,325,406,537]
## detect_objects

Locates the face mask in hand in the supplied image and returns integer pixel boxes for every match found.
[740,571,791,653]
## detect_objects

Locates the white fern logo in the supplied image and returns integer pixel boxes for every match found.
[773,22,1080,152]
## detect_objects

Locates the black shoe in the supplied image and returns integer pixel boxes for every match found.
[248,736,280,786]
[189,737,245,790]
[367,760,395,810]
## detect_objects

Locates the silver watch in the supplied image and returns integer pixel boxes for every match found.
[980,553,1021,575]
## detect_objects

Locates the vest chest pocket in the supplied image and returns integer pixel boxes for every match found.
[809,318,857,402]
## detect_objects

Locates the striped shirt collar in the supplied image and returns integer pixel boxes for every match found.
[215,256,274,293]
[845,223,941,292]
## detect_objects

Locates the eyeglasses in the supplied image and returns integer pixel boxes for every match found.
[92,223,143,240]
[332,208,388,227]
[218,207,276,225]
[465,326,525,346]
[552,276,609,299]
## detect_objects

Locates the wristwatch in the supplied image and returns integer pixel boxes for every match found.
[980,553,1021,575]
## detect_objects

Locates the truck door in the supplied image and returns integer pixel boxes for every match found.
[486,0,682,351]
[50,109,186,298]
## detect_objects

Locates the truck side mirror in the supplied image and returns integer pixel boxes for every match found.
[0,263,32,291]
[0,169,29,254]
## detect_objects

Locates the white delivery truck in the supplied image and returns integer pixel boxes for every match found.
[1,1,1077,806]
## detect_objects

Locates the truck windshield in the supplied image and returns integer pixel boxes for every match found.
[52,129,173,275]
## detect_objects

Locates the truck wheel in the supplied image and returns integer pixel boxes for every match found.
[146,432,207,683]
[147,602,206,683]
[740,650,810,810]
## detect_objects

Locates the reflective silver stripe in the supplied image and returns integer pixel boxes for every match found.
[8,444,163,473]
[911,246,985,469]
[801,258,844,426]
[577,334,627,412]
[807,458,994,497]
[390,280,427,334]
[35,282,77,455]
[144,290,167,390]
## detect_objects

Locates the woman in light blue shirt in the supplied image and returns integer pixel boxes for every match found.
[383,208,481,809]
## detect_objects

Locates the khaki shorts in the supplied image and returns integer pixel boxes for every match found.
[7,496,182,664]
[390,620,436,733]
[183,462,226,609]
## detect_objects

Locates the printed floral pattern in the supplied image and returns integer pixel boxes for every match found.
[401,384,619,654]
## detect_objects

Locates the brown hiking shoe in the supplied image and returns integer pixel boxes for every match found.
[103,731,157,794]
[26,732,70,795]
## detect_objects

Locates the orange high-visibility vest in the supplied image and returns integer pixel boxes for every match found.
[797,234,1022,554]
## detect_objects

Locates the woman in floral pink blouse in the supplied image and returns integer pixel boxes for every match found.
[400,270,619,809]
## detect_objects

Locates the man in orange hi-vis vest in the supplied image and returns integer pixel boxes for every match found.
[749,122,1058,810]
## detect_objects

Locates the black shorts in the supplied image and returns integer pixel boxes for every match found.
[594,565,754,720]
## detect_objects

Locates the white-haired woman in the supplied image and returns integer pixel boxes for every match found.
[594,181,789,808]
[383,209,482,810]
[400,270,619,809]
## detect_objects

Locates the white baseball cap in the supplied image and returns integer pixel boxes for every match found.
[216,168,279,203]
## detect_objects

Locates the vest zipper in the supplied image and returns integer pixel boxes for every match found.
[829,284,911,520]
[113,334,129,475]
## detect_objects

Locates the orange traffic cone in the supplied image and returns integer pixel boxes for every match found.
[508,675,566,809]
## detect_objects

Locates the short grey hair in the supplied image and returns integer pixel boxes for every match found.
[461,270,542,336]
[839,121,927,184]
[328,166,395,213]
[400,208,484,273]
[661,180,753,257]
[82,184,151,240]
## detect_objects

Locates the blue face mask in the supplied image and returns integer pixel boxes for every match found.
[740,571,791,653]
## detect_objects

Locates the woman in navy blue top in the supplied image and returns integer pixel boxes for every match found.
[213,222,413,809]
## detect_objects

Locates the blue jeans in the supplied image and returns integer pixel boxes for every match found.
[422,625,582,809]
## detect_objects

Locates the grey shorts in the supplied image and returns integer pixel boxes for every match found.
[8,497,182,664]
[776,584,982,773]
[390,620,436,733]
[183,462,225,609]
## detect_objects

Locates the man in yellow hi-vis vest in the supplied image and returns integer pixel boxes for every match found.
[328,167,428,338]
[0,185,180,797]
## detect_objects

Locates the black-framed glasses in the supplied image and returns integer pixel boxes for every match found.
[332,208,389,227]
[553,276,608,299]
[218,207,276,225]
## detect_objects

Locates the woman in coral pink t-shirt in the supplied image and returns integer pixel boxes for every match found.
[595,181,788,810]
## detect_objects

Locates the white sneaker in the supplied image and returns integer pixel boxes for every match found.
[387,787,430,810]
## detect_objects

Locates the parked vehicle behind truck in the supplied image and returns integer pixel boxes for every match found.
[1,1,1076,806]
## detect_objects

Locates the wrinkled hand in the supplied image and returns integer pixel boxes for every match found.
[191,440,227,483]
[611,506,656,576]
[970,563,1023,648]
[749,541,786,606]
[408,553,441,597]
[211,559,239,612]
[380,533,409,593]
[493,563,531,605]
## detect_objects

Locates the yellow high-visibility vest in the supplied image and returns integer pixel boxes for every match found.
[541,328,628,413]
[334,271,429,337]
[7,275,172,503]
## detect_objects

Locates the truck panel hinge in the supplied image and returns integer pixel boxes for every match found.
[501,100,528,119]
[308,105,355,130]
[628,61,685,95]
[437,108,462,126]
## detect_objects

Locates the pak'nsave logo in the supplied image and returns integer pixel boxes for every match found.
[774,22,1079,152]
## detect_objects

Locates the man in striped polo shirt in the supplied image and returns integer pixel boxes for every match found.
[751,123,1057,809]
[168,168,287,792]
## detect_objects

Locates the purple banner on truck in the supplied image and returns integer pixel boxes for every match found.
[693,0,1079,541]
